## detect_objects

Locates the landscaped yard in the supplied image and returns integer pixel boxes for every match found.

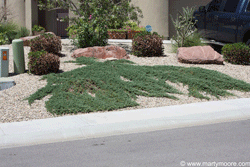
[0,40,250,123]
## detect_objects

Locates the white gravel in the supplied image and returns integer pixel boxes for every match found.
[0,39,249,123]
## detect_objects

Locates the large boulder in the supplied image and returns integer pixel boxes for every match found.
[20,32,56,46]
[72,45,130,59]
[177,46,224,65]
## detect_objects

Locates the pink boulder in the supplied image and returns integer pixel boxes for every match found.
[20,32,56,46]
[177,46,224,65]
[72,45,130,59]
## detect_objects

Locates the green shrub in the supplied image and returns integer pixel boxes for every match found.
[0,21,18,43]
[125,21,138,28]
[30,33,62,55]
[222,42,250,65]
[171,32,207,53]
[132,31,164,57]
[133,31,163,39]
[107,29,127,32]
[72,18,109,48]
[32,25,46,32]
[16,27,30,38]
[0,32,8,45]
[28,50,60,75]
[66,25,78,38]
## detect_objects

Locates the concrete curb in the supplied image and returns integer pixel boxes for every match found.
[0,98,250,149]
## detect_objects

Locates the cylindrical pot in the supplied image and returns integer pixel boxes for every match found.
[12,39,25,74]
[127,31,142,39]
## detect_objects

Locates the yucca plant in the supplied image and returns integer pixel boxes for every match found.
[171,31,207,53]
[170,6,198,48]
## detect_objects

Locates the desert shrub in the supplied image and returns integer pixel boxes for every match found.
[28,50,60,75]
[72,17,109,48]
[132,31,164,57]
[171,32,207,53]
[30,33,62,55]
[65,25,78,38]
[16,26,30,38]
[0,32,8,45]
[0,21,18,43]
[170,6,197,48]
[221,42,250,65]
[32,25,46,32]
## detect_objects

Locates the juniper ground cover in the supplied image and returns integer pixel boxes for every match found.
[27,57,250,115]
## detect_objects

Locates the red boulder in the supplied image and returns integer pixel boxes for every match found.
[177,46,224,65]
[72,45,130,59]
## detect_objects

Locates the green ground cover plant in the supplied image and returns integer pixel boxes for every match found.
[27,57,250,115]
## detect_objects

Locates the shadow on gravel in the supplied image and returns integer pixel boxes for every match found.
[8,70,29,77]
[57,53,67,57]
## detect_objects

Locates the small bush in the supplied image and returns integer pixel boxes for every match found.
[32,25,46,32]
[28,50,60,75]
[72,18,109,48]
[171,32,207,53]
[30,33,62,55]
[222,42,250,65]
[0,32,8,45]
[132,31,164,57]
[0,21,18,43]
[16,27,30,38]
[66,25,78,38]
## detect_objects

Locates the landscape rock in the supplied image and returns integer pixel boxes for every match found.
[20,32,56,46]
[177,45,224,65]
[71,45,130,59]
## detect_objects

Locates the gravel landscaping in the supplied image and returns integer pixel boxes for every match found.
[0,39,249,123]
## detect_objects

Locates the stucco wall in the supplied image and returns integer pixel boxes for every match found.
[0,0,38,35]
[25,0,38,34]
[130,0,169,40]
[0,0,25,27]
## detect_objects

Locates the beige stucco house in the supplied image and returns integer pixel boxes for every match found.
[1,0,212,39]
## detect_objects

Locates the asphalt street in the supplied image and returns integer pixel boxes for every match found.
[1,119,250,167]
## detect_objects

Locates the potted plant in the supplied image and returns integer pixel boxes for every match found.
[107,29,127,39]
[32,25,46,36]
[123,21,146,39]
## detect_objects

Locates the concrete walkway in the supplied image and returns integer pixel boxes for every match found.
[1,98,250,149]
